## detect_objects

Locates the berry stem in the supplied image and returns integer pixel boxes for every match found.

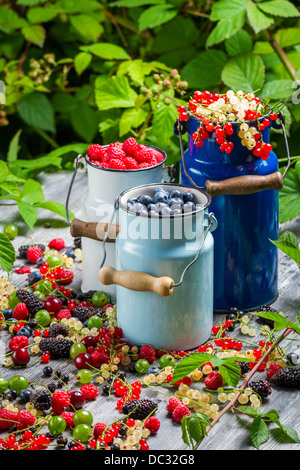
[200,327,294,446]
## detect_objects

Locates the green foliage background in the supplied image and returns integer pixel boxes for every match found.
[1,0,300,224]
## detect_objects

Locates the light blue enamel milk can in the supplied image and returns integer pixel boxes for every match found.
[98,183,217,351]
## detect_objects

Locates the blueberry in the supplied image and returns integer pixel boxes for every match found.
[147,204,159,212]
[170,189,182,198]
[148,210,159,218]
[138,194,153,206]
[36,257,45,267]
[147,365,160,375]
[172,208,183,215]
[2,308,13,320]
[28,271,42,286]
[168,197,184,206]
[154,187,168,194]
[130,202,147,214]
[65,248,75,259]
[127,197,138,205]
[183,202,196,212]
[19,389,32,403]
[15,327,31,337]
[182,191,194,203]
[160,206,173,216]
[153,191,169,203]
[136,209,148,216]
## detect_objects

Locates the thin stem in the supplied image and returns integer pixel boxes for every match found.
[202,327,294,443]
[264,30,297,80]
[32,127,59,149]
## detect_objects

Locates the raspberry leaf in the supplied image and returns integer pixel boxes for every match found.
[0,233,15,274]
[250,416,269,449]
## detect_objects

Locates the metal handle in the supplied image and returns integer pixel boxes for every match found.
[65,154,87,226]
[176,110,290,196]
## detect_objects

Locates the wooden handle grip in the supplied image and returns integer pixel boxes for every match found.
[99,266,175,297]
[70,218,120,243]
[205,171,283,197]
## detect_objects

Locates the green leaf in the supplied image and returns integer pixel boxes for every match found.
[225,30,252,56]
[35,200,74,222]
[260,79,294,100]
[21,179,44,204]
[17,200,39,230]
[206,10,246,47]
[210,0,248,20]
[70,15,104,43]
[51,93,77,113]
[251,416,269,449]
[0,233,15,274]
[119,107,148,136]
[10,156,62,172]
[274,28,300,48]
[27,6,61,23]
[138,5,178,31]
[172,353,222,384]
[181,49,227,89]
[258,0,300,18]
[278,162,300,223]
[221,53,265,92]
[186,416,206,445]
[111,0,165,6]
[45,143,89,159]
[95,76,137,111]
[270,231,300,266]
[17,0,47,5]
[70,103,99,142]
[7,129,22,163]
[218,361,241,387]
[17,92,55,132]
[181,415,191,447]
[21,24,46,47]
[0,6,27,32]
[255,310,289,330]
[81,42,130,60]
[117,59,167,86]
[276,424,300,442]
[74,52,92,75]
[247,1,274,34]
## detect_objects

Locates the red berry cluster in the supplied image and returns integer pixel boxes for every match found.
[87,139,163,171]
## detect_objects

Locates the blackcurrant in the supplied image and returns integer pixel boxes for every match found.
[43,366,53,377]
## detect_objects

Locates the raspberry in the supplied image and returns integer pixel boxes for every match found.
[91,351,110,368]
[87,144,106,161]
[26,246,43,264]
[107,142,126,160]
[61,411,74,427]
[144,416,160,435]
[93,422,107,439]
[108,158,126,170]
[151,148,164,163]
[167,397,182,413]
[52,390,70,412]
[80,384,99,400]
[55,308,71,320]
[12,303,29,320]
[48,238,65,251]
[8,335,29,351]
[172,404,191,423]
[267,363,283,379]
[204,371,223,390]
[0,409,18,430]
[138,344,156,364]
[122,137,138,157]
[135,145,153,163]
[123,156,139,169]
[16,410,36,430]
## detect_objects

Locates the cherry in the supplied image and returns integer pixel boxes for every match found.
[44,297,63,314]
[74,353,93,370]
[81,336,97,349]
[69,391,86,409]
[12,348,30,366]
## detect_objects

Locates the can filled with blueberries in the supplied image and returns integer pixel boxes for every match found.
[98,183,218,350]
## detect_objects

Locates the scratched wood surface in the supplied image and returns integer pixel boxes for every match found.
[0,170,300,451]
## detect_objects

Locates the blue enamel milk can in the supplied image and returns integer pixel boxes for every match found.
[98,183,218,351]
[175,110,290,312]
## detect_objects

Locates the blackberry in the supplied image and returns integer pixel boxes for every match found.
[48,323,69,338]
[77,290,97,302]
[32,389,52,411]
[238,361,250,375]
[71,306,102,323]
[249,380,272,399]
[255,305,278,328]
[271,367,300,389]
[48,383,56,393]
[16,289,44,316]
[39,338,73,359]
[121,399,158,420]
[18,244,45,259]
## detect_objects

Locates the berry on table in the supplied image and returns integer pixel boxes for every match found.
[204,371,223,390]
[27,246,43,264]
[138,344,156,364]
[12,303,29,320]
[144,416,160,435]
[172,404,191,423]
[48,238,65,251]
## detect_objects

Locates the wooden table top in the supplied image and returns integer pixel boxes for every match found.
[0,170,299,451]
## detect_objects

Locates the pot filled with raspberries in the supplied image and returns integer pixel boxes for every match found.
[69,138,175,299]
[174,89,291,313]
